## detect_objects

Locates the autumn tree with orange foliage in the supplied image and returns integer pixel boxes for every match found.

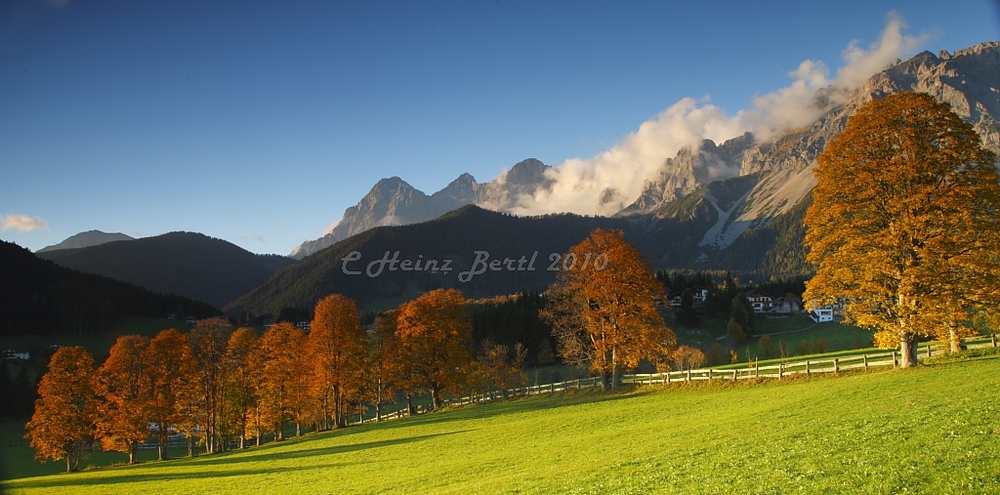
[144,328,196,460]
[804,92,1000,367]
[285,326,313,436]
[25,346,96,473]
[259,322,310,439]
[396,289,472,410]
[189,317,233,453]
[361,312,402,421]
[92,335,151,464]
[542,229,676,390]
[469,339,527,400]
[309,294,366,429]
[224,327,263,449]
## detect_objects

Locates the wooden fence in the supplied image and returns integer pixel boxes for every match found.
[350,336,997,426]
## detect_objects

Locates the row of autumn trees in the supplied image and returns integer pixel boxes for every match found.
[26,228,685,473]
[25,290,529,472]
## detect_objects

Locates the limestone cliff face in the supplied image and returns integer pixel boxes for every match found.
[619,133,754,217]
[638,41,1000,256]
[294,42,1000,260]
[475,158,554,211]
[290,159,554,258]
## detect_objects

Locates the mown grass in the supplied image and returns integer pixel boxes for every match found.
[3,356,998,494]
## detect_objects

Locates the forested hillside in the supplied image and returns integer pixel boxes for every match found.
[0,240,219,336]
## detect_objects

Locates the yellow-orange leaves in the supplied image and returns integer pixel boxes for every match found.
[395,289,472,409]
[804,92,1000,366]
[545,229,676,389]
[25,346,96,472]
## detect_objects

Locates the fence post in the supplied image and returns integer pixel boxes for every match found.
[708,369,713,381]
[755,361,759,378]
[892,351,897,368]
[778,363,784,379]
[863,354,868,371]
[806,360,810,376]
[834,358,839,374]
[732,369,738,382]
[927,344,932,358]
[686,369,691,382]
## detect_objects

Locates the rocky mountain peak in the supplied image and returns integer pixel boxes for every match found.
[505,158,550,185]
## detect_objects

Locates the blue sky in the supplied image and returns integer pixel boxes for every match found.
[1,1,998,256]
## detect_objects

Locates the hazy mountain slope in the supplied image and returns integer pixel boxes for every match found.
[37,232,295,308]
[0,240,218,336]
[37,230,134,253]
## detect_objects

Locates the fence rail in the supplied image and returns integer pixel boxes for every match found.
[349,336,997,426]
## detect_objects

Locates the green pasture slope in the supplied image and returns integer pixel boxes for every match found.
[3,356,999,494]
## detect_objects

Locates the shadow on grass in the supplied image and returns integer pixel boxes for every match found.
[3,462,351,490]
[189,430,471,467]
[2,431,468,490]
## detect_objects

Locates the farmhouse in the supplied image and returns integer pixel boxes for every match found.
[2,349,29,360]
[668,287,710,308]
[809,306,835,323]
[770,296,802,314]
[744,290,773,313]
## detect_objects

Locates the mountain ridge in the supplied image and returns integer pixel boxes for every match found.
[37,230,134,253]
[292,41,1000,263]
[37,232,295,308]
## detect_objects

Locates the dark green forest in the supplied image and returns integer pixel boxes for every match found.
[36,232,294,308]
[0,240,219,337]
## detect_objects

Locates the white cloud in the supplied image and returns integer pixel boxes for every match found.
[510,13,929,216]
[1,214,50,232]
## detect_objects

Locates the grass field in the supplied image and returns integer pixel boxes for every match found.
[3,354,998,494]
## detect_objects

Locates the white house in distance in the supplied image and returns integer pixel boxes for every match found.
[809,307,835,323]
[744,290,773,313]
[806,299,842,323]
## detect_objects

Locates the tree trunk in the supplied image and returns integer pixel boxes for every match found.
[158,430,168,461]
[948,326,962,354]
[406,394,415,415]
[899,335,918,367]
[429,385,440,411]
[599,371,610,392]
[610,348,620,390]
[129,445,136,465]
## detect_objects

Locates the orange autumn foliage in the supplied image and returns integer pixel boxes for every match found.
[543,229,676,390]
[395,289,472,410]
[25,346,96,473]
[804,92,1000,366]
[309,294,366,429]
[92,335,151,465]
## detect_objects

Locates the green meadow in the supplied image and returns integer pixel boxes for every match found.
[3,354,998,494]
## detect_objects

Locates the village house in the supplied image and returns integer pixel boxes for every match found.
[809,307,835,323]
[667,287,710,308]
[2,349,30,360]
[744,290,773,313]
[770,296,802,314]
